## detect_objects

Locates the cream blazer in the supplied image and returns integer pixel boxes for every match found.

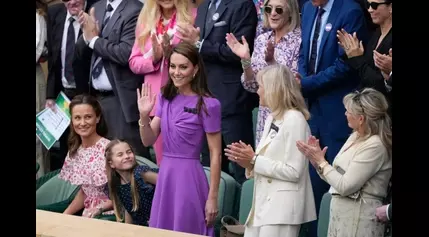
[245,110,317,227]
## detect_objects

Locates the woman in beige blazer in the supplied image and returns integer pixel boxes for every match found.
[296,88,392,237]
[225,64,317,237]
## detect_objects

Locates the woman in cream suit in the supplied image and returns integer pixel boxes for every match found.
[296,88,392,237]
[225,64,316,237]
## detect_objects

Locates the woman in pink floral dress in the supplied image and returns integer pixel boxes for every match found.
[59,94,114,218]
[226,0,302,147]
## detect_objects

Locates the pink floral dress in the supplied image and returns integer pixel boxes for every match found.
[59,137,113,217]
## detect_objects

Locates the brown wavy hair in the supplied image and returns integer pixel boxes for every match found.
[68,94,108,157]
[105,139,140,222]
[161,42,214,115]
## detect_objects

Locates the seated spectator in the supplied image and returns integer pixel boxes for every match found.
[296,88,392,237]
[104,139,158,226]
[59,94,114,218]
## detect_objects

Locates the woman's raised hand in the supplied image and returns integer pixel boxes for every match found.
[137,83,156,117]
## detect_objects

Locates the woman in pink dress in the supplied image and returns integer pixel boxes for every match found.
[59,94,114,218]
[129,0,197,165]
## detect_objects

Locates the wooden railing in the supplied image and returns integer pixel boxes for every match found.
[36,210,205,237]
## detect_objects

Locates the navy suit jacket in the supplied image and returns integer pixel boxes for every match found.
[299,0,369,145]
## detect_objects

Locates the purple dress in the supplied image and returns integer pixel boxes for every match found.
[149,93,221,236]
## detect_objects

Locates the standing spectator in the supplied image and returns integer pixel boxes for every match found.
[297,88,392,237]
[76,0,150,159]
[45,0,91,170]
[297,0,369,235]
[137,43,221,236]
[227,0,301,147]
[337,0,392,115]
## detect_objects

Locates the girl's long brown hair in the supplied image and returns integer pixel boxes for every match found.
[105,139,140,222]
[161,42,214,115]
[68,94,108,157]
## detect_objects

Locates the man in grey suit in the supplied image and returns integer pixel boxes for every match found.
[76,0,150,158]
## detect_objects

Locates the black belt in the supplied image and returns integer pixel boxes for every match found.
[94,90,114,97]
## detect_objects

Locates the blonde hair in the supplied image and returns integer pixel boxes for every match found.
[105,140,140,222]
[136,0,193,50]
[343,88,392,157]
[257,64,310,120]
[263,0,300,32]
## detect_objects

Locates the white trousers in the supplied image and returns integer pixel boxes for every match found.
[244,224,301,237]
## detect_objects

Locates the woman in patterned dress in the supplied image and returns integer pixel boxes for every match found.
[59,95,114,218]
[226,0,302,147]
[296,88,392,237]
[105,139,158,226]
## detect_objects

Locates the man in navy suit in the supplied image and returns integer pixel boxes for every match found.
[297,0,368,236]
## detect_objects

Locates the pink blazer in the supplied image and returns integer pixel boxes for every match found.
[129,9,197,116]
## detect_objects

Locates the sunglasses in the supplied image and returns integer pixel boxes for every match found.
[264,6,284,15]
[366,1,391,10]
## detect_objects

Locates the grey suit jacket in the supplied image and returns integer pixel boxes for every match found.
[76,0,143,123]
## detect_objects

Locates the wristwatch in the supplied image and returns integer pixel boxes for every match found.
[250,154,258,165]
[317,161,329,174]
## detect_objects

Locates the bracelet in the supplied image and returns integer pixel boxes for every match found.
[241,59,251,69]
[138,118,151,127]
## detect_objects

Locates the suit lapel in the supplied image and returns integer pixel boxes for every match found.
[102,0,127,37]
[256,116,273,154]
[52,6,67,62]
[203,0,231,39]
[317,0,342,67]
[95,1,105,33]
[195,0,209,36]
[302,6,317,72]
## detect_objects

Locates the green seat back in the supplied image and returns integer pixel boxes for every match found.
[203,167,238,220]
[238,178,254,224]
[317,192,332,237]
[136,155,158,169]
[36,174,79,206]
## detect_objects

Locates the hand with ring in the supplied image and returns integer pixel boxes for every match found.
[337,28,364,58]
[224,140,255,169]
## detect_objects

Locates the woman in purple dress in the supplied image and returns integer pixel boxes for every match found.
[136,42,221,236]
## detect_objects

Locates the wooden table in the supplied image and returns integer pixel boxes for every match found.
[36,210,205,237]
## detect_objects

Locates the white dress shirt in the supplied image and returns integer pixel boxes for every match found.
[88,0,123,91]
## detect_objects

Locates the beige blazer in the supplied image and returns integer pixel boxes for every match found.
[245,110,317,227]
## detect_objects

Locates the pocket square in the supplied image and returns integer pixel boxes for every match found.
[214,21,227,27]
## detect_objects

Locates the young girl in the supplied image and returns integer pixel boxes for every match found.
[105,140,158,226]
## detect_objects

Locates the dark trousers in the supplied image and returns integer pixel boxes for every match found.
[201,113,254,184]
[97,94,150,159]
[50,88,78,171]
